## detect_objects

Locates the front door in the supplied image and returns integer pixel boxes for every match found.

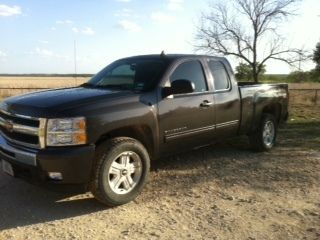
[158,59,215,155]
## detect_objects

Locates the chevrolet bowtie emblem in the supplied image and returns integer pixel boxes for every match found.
[4,120,14,132]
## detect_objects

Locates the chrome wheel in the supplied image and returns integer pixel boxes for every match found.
[262,120,275,147]
[107,151,142,195]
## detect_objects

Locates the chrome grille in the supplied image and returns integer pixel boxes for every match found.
[0,109,46,149]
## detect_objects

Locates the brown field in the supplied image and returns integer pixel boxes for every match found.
[1,77,319,106]
[289,82,320,89]
[1,77,319,89]
[0,77,89,88]
[0,77,88,98]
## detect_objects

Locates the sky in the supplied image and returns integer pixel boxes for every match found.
[0,0,319,74]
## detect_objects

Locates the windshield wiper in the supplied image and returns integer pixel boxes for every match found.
[95,84,132,90]
[81,83,133,91]
[80,83,95,88]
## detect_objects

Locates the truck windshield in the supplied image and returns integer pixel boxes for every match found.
[83,58,167,92]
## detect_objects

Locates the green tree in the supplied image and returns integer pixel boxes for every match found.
[313,42,320,71]
[235,62,266,81]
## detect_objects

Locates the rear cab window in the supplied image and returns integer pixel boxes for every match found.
[208,60,231,91]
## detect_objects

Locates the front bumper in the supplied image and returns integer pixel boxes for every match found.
[0,134,95,185]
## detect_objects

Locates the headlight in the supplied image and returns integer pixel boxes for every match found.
[46,117,87,146]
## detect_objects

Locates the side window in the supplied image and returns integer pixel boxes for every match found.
[208,61,230,91]
[170,60,207,93]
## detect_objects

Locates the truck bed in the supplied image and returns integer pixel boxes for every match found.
[238,83,289,135]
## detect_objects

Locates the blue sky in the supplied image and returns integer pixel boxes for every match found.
[0,0,319,74]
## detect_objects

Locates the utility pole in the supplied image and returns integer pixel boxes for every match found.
[74,40,77,85]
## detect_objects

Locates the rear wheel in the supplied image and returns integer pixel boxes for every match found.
[249,113,277,151]
[90,137,150,206]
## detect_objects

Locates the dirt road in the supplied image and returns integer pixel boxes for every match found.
[0,106,319,240]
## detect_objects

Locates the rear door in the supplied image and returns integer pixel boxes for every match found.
[207,59,241,138]
[158,58,216,154]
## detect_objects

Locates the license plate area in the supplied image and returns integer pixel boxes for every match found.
[2,160,14,176]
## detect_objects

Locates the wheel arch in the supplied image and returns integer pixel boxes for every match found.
[262,102,282,124]
[95,125,155,159]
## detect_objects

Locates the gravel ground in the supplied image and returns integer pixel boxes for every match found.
[0,105,319,240]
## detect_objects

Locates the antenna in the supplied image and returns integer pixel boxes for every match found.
[74,39,77,85]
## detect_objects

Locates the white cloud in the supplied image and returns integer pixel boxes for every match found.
[72,27,95,35]
[167,0,184,11]
[26,48,70,61]
[51,27,56,31]
[81,27,95,35]
[114,8,133,17]
[56,20,73,25]
[151,12,174,23]
[116,0,131,2]
[118,20,142,32]
[38,40,49,44]
[35,48,54,57]
[0,4,21,17]
[0,50,7,58]
[72,27,79,33]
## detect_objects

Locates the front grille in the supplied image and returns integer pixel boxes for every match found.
[0,127,39,145]
[0,111,39,127]
[0,110,41,149]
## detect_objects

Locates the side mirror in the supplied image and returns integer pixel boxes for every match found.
[162,79,195,98]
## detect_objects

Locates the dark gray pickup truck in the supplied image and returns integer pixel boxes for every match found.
[0,54,288,206]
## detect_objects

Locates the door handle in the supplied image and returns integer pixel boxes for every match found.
[200,100,214,108]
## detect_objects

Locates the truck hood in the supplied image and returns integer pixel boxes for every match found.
[3,87,136,117]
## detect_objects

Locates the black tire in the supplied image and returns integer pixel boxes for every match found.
[90,137,150,206]
[249,113,277,152]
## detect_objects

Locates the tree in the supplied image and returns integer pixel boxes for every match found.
[236,62,265,81]
[312,42,320,71]
[196,0,307,82]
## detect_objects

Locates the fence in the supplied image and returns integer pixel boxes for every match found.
[0,87,319,105]
[289,89,319,105]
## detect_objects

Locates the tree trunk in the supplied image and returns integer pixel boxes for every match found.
[252,70,259,83]
[252,63,259,83]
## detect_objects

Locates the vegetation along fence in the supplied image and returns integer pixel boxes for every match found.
[289,89,319,105]
[0,87,319,105]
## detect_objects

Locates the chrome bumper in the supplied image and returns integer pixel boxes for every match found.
[0,134,37,166]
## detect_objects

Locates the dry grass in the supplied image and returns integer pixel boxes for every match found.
[288,82,320,89]
[0,77,319,105]
[0,77,319,89]
[0,77,88,88]
[0,77,88,98]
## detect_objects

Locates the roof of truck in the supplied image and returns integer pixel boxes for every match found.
[119,54,227,61]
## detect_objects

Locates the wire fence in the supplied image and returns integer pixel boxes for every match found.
[289,89,319,105]
[0,87,318,105]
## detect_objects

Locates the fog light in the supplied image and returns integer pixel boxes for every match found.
[48,172,63,180]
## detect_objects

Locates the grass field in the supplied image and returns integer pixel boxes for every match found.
[0,76,319,107]
[1,76,319,106]
[0,76,88,98]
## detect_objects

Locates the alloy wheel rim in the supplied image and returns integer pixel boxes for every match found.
[262,120,275,147]
[107,151,142,195]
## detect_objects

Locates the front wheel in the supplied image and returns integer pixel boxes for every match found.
[90,137,150,206]
[249,113,277,152]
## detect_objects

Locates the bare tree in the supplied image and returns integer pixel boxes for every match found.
[196,0,307,82]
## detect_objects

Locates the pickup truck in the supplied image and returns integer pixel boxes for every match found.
[0,54,288,206]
